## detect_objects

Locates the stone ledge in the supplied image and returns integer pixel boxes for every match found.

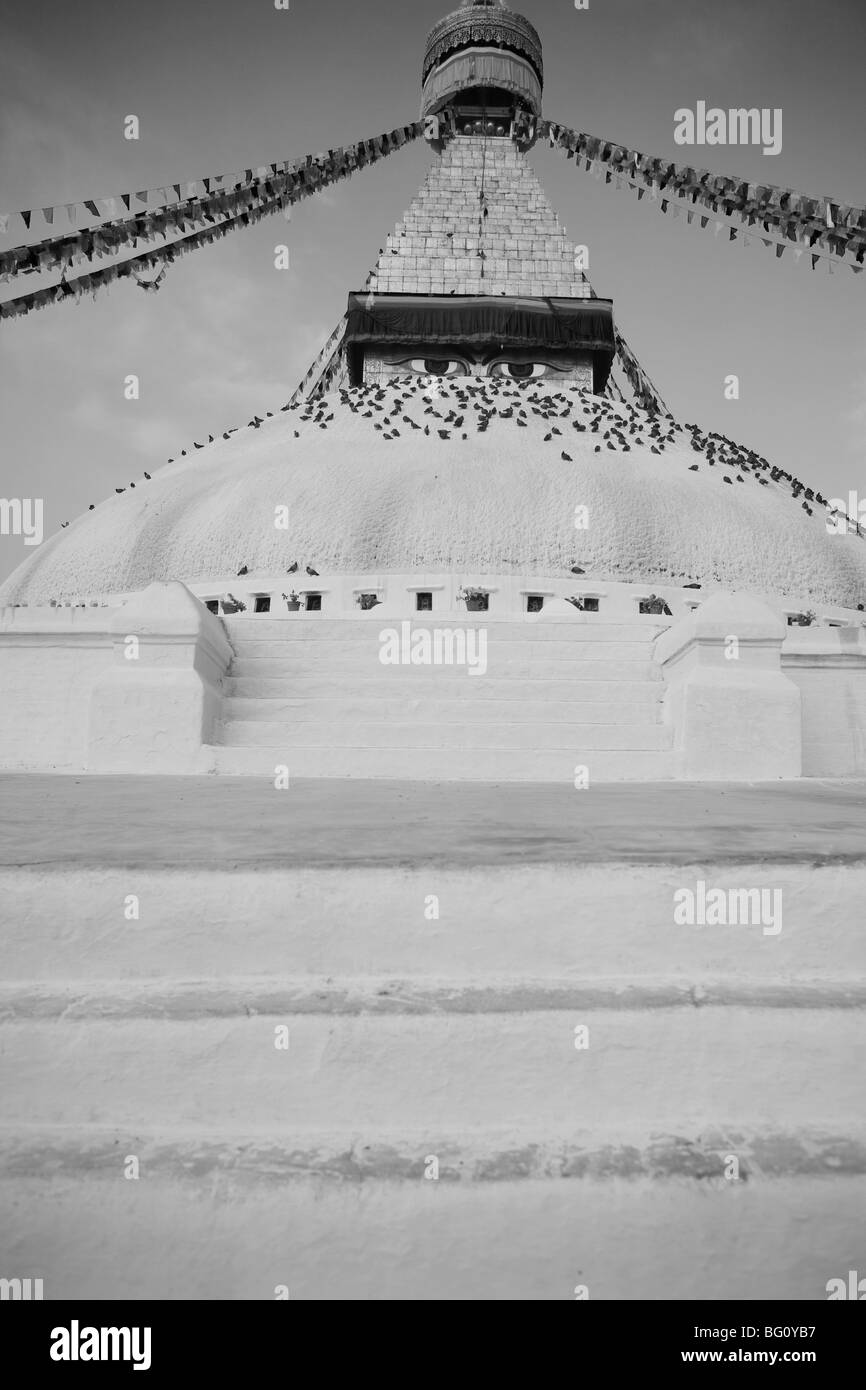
[2,1126,864,1183]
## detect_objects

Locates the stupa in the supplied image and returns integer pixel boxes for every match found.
[1,0,865,782]
[2,0,865,1309]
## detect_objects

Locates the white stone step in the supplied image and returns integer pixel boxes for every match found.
[229,637,656,664]
[1,1149,861,1299]
[224,674,665,703]
[223,618,663,644]
[215,720,673,752]
[221,695,663,725]
[3,859,857,986]
[2,1009,860,1133]
[204,746,675,779]
[228,656,662,682]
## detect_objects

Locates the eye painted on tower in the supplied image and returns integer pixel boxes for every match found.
[488,362,549,380]
[406,357,467,377]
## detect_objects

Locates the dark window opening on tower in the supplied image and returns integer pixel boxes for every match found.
[306,594,322,612]
[204,600,219,615]
[526,595,544,613]
[254,595,271,614]
[416,592,433,612]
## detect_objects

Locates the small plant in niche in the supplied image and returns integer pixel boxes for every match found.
[639,594,672,616]
[282,591,301,611]
[220,593,246,614]
[788,610,817,627]
[356,592,381,611]
[566,596,599,612]
[456,586,490,612]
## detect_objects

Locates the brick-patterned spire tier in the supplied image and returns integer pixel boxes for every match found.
[368,136,591,299]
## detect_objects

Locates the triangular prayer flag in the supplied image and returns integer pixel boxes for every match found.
[121,194,130,210]
[775,243,785,258]
[136,191,148,204]
[43,207,54,225]
[0,214,8,234]
[700,216,709,229]
[729,227,737,241]
[687,210,694,225]
[21,210,31,228]
[173,184,181,199]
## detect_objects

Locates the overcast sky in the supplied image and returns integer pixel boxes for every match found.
[1,0,864,583]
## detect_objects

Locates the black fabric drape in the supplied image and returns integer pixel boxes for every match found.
[345,293,615,352]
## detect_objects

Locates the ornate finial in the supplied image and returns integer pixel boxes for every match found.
[422,3,543,120]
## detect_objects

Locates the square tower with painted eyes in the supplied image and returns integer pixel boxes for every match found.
[344,0,615,394]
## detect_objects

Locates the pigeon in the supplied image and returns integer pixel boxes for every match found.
[237,565,249,576]
[571,566,585,575]
[306,565,319,576]
[684,582,701,589]
[438,430,450,439]
[89,504,95,510]
[130,482,136,488]
[287,562,299,574]
[115,488,125,493]
[61,521,69,528]
[688,464,699,471]
[561,451,573,462]
[144,472,151,480]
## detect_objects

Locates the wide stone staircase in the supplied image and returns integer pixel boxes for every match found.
[207,617,675,780]
[1,774,864,1299]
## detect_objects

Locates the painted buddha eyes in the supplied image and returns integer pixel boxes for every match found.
[489,362,548,380]
[409,358,465,377]
[406,358,549,380]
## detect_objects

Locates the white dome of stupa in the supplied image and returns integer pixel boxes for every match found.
[2,376,864,608]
